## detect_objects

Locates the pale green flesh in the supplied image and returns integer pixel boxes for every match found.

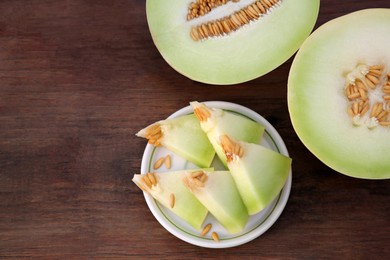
[146,0,319,84]
[138,114,215,168]
[132,169,209,230]
[228,141,291,215]
[192,102,264,168]
[288,9,390,179]
[184,171,248,234]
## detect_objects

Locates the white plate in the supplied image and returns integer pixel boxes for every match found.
[140,101,292,248]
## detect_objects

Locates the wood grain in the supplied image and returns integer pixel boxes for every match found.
[1,0,389,259]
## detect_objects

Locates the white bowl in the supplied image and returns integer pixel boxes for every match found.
[140,101,292,248]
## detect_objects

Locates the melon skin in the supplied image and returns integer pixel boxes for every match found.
[225,136,292,215]
[191,101,264,168]
[137,114,215,168]
[146,0,320,85]
[183,170,249,234]
[132,169,209,230]
[288,9,390,179]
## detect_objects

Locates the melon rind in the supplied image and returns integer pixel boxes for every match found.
[191,101,264,168]
[137,114,215,168]
[146,0,320,84]
[226,138,292,215]
[288,9,390,179]
[183,170,249,234]
[132,169,210,230]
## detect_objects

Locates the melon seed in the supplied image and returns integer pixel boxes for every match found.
[200,223,212,236]
[165,154,171,169]
[169,193,175,208]
[153,156,165,169]
[211,231,220,242]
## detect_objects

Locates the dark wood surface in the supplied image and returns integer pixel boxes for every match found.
[1,0,389,259]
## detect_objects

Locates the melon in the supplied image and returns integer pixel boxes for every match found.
[136,114,215,168]
[191,101,264,167]
[132,169,210,230]
[146,0,320,84]
[183,170,248,234]
[288,9,390,179]
[220,135,291,214]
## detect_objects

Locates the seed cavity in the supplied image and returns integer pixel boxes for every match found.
[183,170,209,192]
[200,223,212,236]
[135,172,158,192]
[193,103,212,122]
[211,231,220,242]
[345,64,390,128]
[220,135,244,162]
[144,123,163,146]
[188,0,282,41]
[190,170,209,187]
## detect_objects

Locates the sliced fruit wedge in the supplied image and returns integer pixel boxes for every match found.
[183,169,248,234]
[132,169,210,230]
[136,114,215,168]
[220,135,291,215]
[191,101,264,167]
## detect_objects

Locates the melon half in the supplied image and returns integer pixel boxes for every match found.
[146,0,319,84]
[288,9,390,179]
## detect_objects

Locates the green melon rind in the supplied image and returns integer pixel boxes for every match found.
[132,169,210,230]
[288,9,390,179]
[146,0,320,84]
[191,101,264,168]
[184,170,249,234]
[137,114,215,168]
[227,139,292,215]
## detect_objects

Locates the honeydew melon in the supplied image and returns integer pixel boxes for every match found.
[136,114,215,168]
[288,9,390,179]
[132,169,210,230]
[183,170,248,234]
[146,0,320,84]
[191,101,264,167]
[220,135,291,214]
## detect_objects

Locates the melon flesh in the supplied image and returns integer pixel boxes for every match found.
[221,135,291,215]
[183,170,248,234]
[136,114,215,168]
[191,101,264,168]
[288,9,390,179]
[132,169,209,230]
[146,0,319,84]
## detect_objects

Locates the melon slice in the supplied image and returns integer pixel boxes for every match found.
[183,169,248,234]
[288,9,390,179]
[132,169,210,230]
[146,0,320,84]
[136,114,215,168]
[191,101,264,167]
[220,135,291,214]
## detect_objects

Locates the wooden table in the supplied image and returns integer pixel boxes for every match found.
[1,1,389,258]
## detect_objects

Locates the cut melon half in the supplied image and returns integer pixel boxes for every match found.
[146,0,320,84]
[220,135,291,214]
[183,170,249,234]
[132,169,210,230]
[136,114,215,168]
[288,9,390,179]
[191,101,264,168]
